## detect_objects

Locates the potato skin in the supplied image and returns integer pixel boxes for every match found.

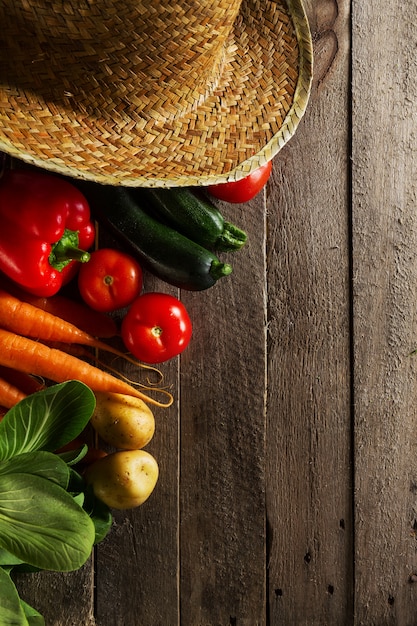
[84,449,159,510]
[91,392,155,450]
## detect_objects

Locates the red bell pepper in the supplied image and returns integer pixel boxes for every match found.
[0,169,95,297]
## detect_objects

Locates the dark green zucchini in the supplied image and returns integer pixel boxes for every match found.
[131,186,247,252]
[74,182,232,291]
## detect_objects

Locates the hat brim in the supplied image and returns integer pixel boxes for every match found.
[0,0,313,187]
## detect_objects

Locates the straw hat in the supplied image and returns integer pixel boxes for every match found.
[0,0,313,187]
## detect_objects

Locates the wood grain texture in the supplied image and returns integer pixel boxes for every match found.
[14,564,95,626]
[179,195,267,625]
[266,0,353,623]
[352,0,417,623]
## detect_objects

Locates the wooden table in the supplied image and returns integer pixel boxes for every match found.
[15,0,417,623]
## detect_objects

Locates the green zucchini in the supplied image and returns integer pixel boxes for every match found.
[74,182,232,291]
[131,187,247,252]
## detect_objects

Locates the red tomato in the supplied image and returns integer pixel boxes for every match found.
[78,248,143,313]
[121,292,192,364]
[207,160,273,204]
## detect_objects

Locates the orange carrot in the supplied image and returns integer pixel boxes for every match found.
[24,295,118,339]
[42,341,96,360]
[0,376,27,409]
[0,365,45,395]
[0,328,173,407]
[0,276,118,338]
[0,289,156,374]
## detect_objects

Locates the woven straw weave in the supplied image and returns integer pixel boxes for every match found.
[0,0,313,187]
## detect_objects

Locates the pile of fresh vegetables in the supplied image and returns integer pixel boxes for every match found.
[0,154,272,624]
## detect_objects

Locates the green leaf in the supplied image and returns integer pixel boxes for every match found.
[7,562,41,574]
[68,467,86,495]
[0,381,95,460]
[0,566,29,625]
[0,473,95,571]
[84,486,113,544]
[0,548,25,567]
[57,443,88,466]
[20,601,44,626]
[0,451,70,489]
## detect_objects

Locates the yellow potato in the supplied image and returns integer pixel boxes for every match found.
[84,449,159,510]
[91,392,155,450]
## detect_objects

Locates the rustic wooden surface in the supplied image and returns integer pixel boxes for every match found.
[14,0,417,623]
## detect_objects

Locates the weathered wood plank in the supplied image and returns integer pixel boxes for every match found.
[352,0,417,623]
[179,195,267,624]
[266,0,353,623]
[14,565,95,626]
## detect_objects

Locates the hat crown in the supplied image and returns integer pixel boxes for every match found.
[0,0,313,186]
[5,0,242,123]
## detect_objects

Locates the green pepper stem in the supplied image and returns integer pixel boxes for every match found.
[50,229,91,271]
[53,245,90,264]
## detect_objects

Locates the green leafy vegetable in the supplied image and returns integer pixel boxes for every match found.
[0,380,95,460]
[84,485,114,544]
[57,443,88,466]
[0,567,34,625]
[0,380,112,625]
[0,548,25,568]
[0,473,95,571]
[0,451,70,488]
[21,600,44,626]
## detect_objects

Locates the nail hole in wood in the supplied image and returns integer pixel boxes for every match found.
[327,584,334,595]
[304,552,312,564]
[230,618,237,625]
[388,595,395,605]
[275,588,283,597]
[339,519,345,529]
